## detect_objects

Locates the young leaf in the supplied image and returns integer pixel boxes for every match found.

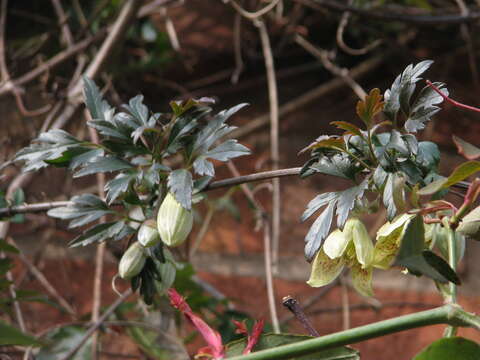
[330,121,363,137]
[83,76,114,121]
[356,88,384,127]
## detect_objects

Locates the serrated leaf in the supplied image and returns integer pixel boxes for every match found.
[305,201,336,261]
[47,194,114,228]
[73,156,133,178]
[299,136,345,154]
[0,320,42,346]
[414,337,480,360]
[69,221,126,247]
[418,161,480,195]
[330,121,363,137]
[226,333,359,359]
[167,169,193,210]
[105,172,136,204]
[405,82,447,133]
[193,103,248,155]
[453,135,480,160]
[14,129,82,172]
[336,179,369,228]
[384,60,433,121]
[309,153,358,180]
[356,88,384,127]
[83,76,114,121]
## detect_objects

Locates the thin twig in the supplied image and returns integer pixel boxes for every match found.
[452,0,478,88]
[0,0,8,82]
[282,296,319,336]
[58,289,132,360]
[230,0,281,20]
[256,19,281,275]
[294,34,366,99]
[231,13,244,84]
[340,275,350,330]
[87,112,107,360]
[0,169,470,217]
[162,7,181,52]
[10,237,76,316]
[50,0,74,47]
[299,0,480,25]
[336,2,382,56]
[263,218,281,333]
[227,54,384,140]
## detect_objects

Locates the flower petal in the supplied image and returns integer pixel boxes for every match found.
[351,263,373,297]
[323,229,350,259]
[307,249,345,287]
[350,219,374,267]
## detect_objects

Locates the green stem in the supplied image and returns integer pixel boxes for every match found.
[343,148,373,171]
[444,225,458,336]
[367,129,379,165]
[228,305,480,360]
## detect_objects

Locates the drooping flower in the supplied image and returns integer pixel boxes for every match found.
[307,218,375,297]
[373,213,414,269]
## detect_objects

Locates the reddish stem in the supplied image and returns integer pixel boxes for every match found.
[426,80,480,113]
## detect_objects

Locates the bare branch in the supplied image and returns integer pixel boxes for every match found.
[299,0,480,25]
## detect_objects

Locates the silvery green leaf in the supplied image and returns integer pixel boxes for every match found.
[167,169,193,210]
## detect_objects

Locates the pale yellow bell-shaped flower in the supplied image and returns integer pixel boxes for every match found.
[308,218,375,297]
[373,213,413,269]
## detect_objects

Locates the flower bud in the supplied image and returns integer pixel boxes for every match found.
[119,242,146,279]
[157,192,193,247]
[138,219,160,247]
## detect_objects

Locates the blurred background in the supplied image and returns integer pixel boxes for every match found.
[1,0,480,358]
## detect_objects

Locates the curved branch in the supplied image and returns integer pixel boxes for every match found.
[299,0,480,25]
[0,167,471,217]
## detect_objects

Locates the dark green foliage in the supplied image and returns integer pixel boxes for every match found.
[13,77,250,303]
